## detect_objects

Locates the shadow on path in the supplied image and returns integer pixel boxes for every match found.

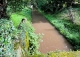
[32,10,48,23]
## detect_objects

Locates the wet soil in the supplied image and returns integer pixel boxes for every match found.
[32,10,73,54]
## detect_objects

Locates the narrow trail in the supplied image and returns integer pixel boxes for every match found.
[32,10,73,54]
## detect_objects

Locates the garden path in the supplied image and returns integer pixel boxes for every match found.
[32,10,73,54]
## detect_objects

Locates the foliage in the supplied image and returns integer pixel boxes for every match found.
[26,22,43,55]
[35,0,47,9]
[53,7,80,25]
[0,19,17,57]
[27,51,80,57]
[46,51,80,57]
[17,21,30,56]
[7,0,29,12]
[7,0,22,11]
[36,0,75,13]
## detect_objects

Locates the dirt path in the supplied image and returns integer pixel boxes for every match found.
[32,10,73,54]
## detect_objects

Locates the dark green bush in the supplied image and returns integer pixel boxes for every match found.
[0,19,17,57]
[20,21,43,55]
[7,0,24,12]
[36,0,75,13]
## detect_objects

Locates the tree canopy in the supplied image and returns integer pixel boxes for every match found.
[35,0,78,13]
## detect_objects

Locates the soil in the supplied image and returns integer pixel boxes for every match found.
[32,10,73,54]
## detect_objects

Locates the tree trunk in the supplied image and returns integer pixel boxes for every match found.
[68,6,75,23]
[0,0,7,18]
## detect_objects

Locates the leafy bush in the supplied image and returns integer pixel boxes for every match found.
[7,0,24,12]
[27,51,80,57]
[23,22,42,55]
[0,19,17,57]
[17,19,42,55]
[0,7,32,56]
[36,0,78,14]
[36,0,47,9]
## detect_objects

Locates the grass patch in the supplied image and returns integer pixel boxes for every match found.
[10,13,25,27]
[10,7,31,27]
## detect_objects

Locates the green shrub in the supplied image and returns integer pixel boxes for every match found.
[19,7,32,22]
[27,51,80,57]
[37,0,74,13]
[18,20,43,55]
[0,19,17,57]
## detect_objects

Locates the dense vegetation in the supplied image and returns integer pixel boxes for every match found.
[29,51,80,57]
[7,0,29,12]
[36,0,76,13]
[0,19,17,57]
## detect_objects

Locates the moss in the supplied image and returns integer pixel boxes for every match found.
[25,32,29,50]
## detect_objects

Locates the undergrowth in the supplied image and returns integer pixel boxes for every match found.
[0,19,17,57]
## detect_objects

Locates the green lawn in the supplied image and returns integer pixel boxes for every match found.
[10,13,26,27]
[10,7,31,27]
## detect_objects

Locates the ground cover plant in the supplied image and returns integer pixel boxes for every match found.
[0,19,18,57]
